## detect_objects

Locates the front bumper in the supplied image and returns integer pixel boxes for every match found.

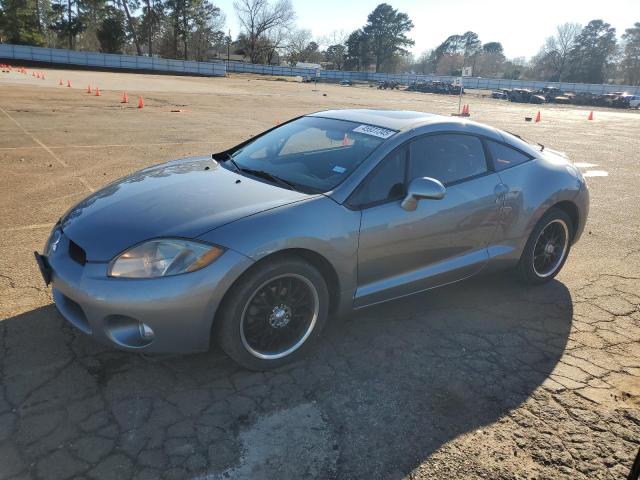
[41,231,253,353]
[571,181,589,245]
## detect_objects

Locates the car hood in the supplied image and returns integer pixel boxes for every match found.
[60,156,311,261]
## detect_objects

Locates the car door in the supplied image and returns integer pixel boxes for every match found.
[352,133,503,308]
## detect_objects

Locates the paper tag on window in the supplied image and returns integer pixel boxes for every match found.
[332,165,347,174]
[352,124,396,139]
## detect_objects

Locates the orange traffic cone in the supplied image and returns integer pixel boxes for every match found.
[95,87,101,96]
[535,111,541,123]
[137,96,144,109]
[587,111,594,121]
[59,79,63,86]
[36,72,40,79]
[342,133,349,146]
[465,104,471,116]
[32,71,36,77]
[67,80,72,88]
[41,73,45,80]
[87,84,92,94]
[121,91,129,103]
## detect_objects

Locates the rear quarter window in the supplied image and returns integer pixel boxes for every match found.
[486,141,532,171]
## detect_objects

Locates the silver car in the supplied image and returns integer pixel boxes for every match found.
[35,109,589,370]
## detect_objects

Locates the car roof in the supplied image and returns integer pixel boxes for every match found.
[308,109,441,131]
[307,109,509,141]
[307,108,541,158]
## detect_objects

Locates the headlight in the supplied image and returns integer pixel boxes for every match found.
[44,227,62,256]
[108,239,224,278]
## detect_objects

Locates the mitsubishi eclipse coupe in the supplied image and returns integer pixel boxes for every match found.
[35,109,589,370]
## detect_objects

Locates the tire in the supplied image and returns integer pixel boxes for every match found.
[215,257,329,370]
[516,208,574,285]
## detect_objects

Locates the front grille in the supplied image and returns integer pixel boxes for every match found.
[68,240,87,265]
[53,289,92,334]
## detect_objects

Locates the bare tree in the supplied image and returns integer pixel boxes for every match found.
[555,23,581,80]
[546,22,581,81]
[116,0,142,55]
[140,0,163,55]
[317,29,347,50]
[233,0,295,63]
[264,25,287,64]
[413,50,435,74]
[284,28,310,65]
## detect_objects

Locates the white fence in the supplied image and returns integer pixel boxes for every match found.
[2,43,638,94]
[226,61,640,95]
[226,61,368,81]
[0,44,226,76]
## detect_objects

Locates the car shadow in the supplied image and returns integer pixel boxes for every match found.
[0,272,572,479]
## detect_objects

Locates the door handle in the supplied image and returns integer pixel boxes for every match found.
[494,184,508,204]
[494,184,509,196]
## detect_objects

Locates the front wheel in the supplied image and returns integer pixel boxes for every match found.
[216,258,329,370]
[517,208,573,285]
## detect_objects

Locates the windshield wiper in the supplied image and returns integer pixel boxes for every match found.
[214,152,297,190]
[227,156,242,172]
[213,152,242,171]
[238,167,297,191]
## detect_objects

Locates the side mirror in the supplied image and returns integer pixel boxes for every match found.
[401,177,446,211]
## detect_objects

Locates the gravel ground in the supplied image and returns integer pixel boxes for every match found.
[0,67,639,480]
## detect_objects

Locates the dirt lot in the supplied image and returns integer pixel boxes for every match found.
[0,67,639,480]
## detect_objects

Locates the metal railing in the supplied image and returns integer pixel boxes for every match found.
[2,44,638,95]
[0,44,227,77]
[226,61,640,95]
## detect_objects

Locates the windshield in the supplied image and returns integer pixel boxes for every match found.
[223,116,394,193]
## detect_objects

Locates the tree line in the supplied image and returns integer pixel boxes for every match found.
[1,0,639,85]
[0,0,226,61]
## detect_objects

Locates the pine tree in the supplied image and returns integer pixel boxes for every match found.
[0,0,46,45]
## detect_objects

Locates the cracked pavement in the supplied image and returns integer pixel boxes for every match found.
[0,68,639,479]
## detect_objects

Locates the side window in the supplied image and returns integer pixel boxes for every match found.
[350,147,407,207]
[409,134,487,185]
[486,140,531,171]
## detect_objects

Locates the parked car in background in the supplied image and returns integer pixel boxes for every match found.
[407,81,463,95]
[491,89,510,99]
[508,88,536,103]
[493,86,639,109]
[616,94,638,108]
[377,81,401,90]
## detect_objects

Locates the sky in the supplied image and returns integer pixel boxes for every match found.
[214,0,639,60]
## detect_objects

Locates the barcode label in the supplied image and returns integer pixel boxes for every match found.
[352,124,396,139]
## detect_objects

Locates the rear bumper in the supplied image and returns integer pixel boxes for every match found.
[44,232,253,353]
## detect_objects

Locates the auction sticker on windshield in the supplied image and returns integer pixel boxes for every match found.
[352,124,396,139]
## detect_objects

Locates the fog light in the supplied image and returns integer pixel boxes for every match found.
[104,315,155,348]
[139,322,155,339]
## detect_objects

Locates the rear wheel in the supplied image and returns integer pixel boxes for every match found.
[517,208,573,285]
[216,258,329,370]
